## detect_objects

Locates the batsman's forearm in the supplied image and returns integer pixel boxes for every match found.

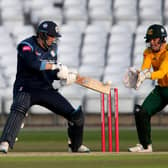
[40,62,60,70]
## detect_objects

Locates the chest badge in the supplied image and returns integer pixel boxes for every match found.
[35,51,41,56]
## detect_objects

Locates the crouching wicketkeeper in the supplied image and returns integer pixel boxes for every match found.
[123,24,168,152]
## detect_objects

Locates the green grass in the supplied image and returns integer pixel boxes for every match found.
[0,127,168,168]
[0,154,168,168]
[8,127,168,152]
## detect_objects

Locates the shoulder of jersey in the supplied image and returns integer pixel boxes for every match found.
[19,36,35,52]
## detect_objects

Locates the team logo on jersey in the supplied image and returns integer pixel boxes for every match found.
[35,51,41,56]
[22,46,31,51]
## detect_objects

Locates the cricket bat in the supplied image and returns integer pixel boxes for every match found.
[75,74,111,94]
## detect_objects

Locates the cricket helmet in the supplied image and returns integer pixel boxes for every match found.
[144,24,167,42]
[37,21,61,49]
[37,20,61,37]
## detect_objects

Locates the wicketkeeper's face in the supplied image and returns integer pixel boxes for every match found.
[149,37,162,52]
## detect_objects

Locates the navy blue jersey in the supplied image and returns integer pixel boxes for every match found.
[14,36,59,93]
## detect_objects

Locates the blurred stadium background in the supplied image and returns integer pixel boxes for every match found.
[0,0,168,127]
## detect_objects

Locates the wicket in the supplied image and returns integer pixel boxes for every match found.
[101,88,119,152]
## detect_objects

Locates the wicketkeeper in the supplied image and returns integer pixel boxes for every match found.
[0,20,90,153]
[123,24,168,152]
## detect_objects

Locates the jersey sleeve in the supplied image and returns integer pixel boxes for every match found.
[151,52,168,80]
[18,43,47,71]
[141,49,152,70]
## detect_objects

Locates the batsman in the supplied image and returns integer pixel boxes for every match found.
[0,20,90,153]
[124,24,168,152]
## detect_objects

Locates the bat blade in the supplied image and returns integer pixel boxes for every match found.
[75,75,111,94]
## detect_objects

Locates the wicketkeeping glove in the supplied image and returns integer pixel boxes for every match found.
[136,69,151,89]
[123,67,139,89]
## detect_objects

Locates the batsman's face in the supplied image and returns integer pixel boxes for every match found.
[149,38,161,52]
[46,35,57,46]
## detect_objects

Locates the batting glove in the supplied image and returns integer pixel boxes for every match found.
[66,72,77,85]
[57,64,69,79]
[60,70,78,86]
[60,69,78,86]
